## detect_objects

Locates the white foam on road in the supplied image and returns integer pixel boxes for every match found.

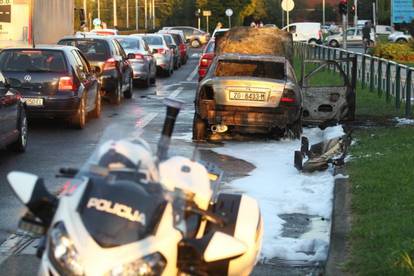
[212,125,345,261]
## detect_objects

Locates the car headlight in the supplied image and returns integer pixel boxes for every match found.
[108,253,166,276]
[49,222,84,276]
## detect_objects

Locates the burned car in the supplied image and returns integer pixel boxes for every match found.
[193,53,303,140]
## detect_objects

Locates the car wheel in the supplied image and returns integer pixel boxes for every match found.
[329,40,339,47]
[11,108,28,153]
[191,40,201,48]
[396,38,408,43]
[286,116,302,140]
[91,89,102,118]
[192,113,207,141]
[124,77,133,99]
[308,39,318,45]
[72,95,87,129]
[110,81,122,105]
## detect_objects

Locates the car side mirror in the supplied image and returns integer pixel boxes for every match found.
[152,49,158,54]
[6,77,22,88]
[203,231,247,262]
[127,53,136,60]
[168,44,177,49]
[7,171,58,226]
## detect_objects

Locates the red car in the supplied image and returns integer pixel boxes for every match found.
[158,30,188,65]
[198,41,215,81]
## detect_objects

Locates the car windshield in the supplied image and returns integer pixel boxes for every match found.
[214,60,285,79]
[116,37,141,51]
[58,39,109,61]
[0,49,67,73]
[142,36,163,46]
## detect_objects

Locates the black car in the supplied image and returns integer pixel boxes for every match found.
[0,45,101,129]
[0,73,27,152]
[58,36,134,105]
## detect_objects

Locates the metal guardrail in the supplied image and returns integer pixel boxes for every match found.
[293,42,413,118]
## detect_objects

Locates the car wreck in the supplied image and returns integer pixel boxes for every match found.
[192,27,356,141]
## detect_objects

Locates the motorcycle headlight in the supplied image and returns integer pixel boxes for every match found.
[108,252,166,276]
[49,222,84,276]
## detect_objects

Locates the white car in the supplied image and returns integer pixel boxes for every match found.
[282,22,322,44]
[388,31,412,43]
[325,27,375,47]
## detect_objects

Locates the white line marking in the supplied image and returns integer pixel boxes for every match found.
[186,67,198,82]
[169,87,184,98]
[135,112,158,129]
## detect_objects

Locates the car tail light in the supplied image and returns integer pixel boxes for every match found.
[200,58,210,67]
[103,58,117,71]
[280,89,296,104]
[58,76,74,91]
[199,53,214,67]
[318,30,323,40]
[134,53,145,62]
[157,48,166,54]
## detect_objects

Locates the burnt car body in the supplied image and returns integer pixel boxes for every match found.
[0,74,27,152]
[193,54,303,140]
[0,45,101,129]
[58,36,133,105]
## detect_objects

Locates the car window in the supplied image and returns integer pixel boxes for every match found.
[346,29,355,36]
[75,50,91,73]
[172,34,182,44]
[116,37,141,52]
[0,49,67,73]
[214,60,285,79]
[58,39,109,61]
[142,36,163,46]
[163,35,173,45]
[142,41,150,52]
[356,29,362,36]
[205,42,215,53]
[193,30,202,35]
[289,25,296,33]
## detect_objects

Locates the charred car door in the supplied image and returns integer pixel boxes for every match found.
[300,58,356,126]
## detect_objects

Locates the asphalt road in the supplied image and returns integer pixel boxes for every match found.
[0,48,325,275]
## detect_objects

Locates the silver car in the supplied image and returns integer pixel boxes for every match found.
[115,35,156,87]
[132,34,174,77]
[325,27,375,47]
[193,54,303,140]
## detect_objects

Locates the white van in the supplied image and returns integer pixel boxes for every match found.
[282,22,322,44]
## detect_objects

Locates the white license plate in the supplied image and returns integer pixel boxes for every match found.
[229,91,266,102]
[22,98,44,106]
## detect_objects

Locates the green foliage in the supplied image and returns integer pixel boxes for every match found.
[372,43,414,62]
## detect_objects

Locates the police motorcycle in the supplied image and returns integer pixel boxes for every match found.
[7,98,263,276]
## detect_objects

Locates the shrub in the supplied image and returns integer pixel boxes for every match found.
[371,42,414,62]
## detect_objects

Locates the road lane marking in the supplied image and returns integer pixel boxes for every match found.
[186,67,198,82]
[170,87,184,98]
[135,112,158,129]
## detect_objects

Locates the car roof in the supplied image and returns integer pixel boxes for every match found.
[60,34,114,41]
[113,35,142,40]
[216,53,286,63]
[2,45,77,52]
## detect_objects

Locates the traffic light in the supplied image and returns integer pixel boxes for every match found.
[339,0,348,15]
[350,4,355,16]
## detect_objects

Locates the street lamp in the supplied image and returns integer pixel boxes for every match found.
[113,0,118,27]
[126,0,129,28]
[135,0,139,30]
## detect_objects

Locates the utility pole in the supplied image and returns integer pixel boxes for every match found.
[135,0,139,30]
[144,0,148,29]
[322,0,325,26]
[83,0,87,24]
[126,0,129,28]
[97,0,101,20]
[152,0,155,29]
[197,9,201,29]
[113,0,118,27]
[354,0,357,27]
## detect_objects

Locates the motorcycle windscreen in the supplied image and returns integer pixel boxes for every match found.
[78,178,167,248]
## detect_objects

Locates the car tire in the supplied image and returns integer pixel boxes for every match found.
[72,95,87,129]
[287,116,302,140]
[192,113,207,141]
[110,81,122,105]
[308,39,318,45]
[91,89,102,119]
[191,40,201,48]
[124,77,133,99]
[396,38,408,43]
[329,40,339,47]
[11,108,28,153]
[150,75,156,84]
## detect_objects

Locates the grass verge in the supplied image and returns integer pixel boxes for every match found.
[347,126,414,275]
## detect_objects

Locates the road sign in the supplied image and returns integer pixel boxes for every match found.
[281,0,294,12]
[225,8,233,17]
[93,18,101,27]
[203,10,211,17]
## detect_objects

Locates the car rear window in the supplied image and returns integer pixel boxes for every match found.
[116,37,141,51]
[171,34,182,44]
[0,49,67,73]
[214,60,285,79]
[142,36,163,46]
[163,35,173,45]
[58,39,109,61]
[206,42,215,53]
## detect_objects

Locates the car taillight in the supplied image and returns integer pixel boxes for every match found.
[58,76,74,91]
[103,58,117,71]
[200,58,210,67]
[280,89,296,104]
[134,53,145,62]
[157,48,166,54]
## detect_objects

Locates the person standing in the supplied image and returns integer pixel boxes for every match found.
[362,22,372,53]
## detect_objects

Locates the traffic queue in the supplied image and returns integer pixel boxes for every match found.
[0,28,196,153]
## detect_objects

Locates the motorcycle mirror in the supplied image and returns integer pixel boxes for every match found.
[203,231,247,262]
[7,171,57,226]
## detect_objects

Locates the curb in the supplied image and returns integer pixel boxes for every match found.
[325,165,352,276]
